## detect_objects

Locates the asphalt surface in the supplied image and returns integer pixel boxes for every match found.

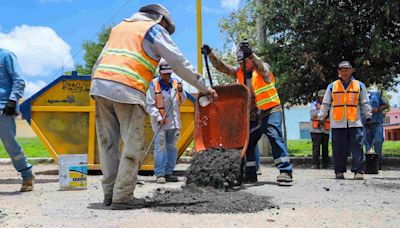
[1,164,399,227]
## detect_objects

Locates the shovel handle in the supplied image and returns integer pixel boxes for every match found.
[203,53,213,86]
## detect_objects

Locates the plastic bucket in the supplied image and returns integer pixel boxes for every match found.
[365,153,379,174]
[58,154,88,190]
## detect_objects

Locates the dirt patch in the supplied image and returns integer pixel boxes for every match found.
[186,148,243,189]
[149,148,275,214]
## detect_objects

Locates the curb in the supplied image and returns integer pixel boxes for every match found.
[1,157,399,166]
[179,156,400,166]
[0,158,54,165]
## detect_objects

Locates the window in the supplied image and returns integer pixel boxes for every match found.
[384,116,390,124]
[388,132,392,140]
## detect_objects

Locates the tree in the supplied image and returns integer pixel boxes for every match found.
[75,26,111,75]
[219,0,400,106]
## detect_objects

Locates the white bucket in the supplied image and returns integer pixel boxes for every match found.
[58,154,88,190]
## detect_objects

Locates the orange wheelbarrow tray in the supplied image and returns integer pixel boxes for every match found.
[194,84,250,158]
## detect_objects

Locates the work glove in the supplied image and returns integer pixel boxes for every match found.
[201,44,211,56]
[177,82,183,92]
[157,115,163,126]
[236,40,253,61]
[318,120,325,129]
[3,100,17,116]
[365,118,373,129]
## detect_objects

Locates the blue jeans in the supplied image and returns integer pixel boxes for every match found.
[332,127,365,173]
[246,111,292,177]
[154,128,180,177]
[365,123,384,161]
[0,115,32,179]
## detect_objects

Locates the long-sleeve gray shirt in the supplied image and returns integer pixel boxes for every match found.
[90,12,207,109]
[318,77,372,128]
[146,77,187,132]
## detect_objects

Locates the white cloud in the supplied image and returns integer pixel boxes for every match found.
[0,25,74,77]
[24,80,47,98]
[220,0,241,11]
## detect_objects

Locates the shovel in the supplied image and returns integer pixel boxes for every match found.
[145,88,179,155]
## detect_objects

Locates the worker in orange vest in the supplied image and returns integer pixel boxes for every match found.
[90,4,217,210]
[146,60,186,184]
[202,41,293,184]
[309,89,330,169]
[318,61,372,180]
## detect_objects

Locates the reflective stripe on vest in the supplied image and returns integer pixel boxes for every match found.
[332,79,360,122]
[237,68,281,110]
[92,20,158,94]
[311,102,330,131]
[153,78,181,123]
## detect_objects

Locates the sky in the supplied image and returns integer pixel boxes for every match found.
[0,0,244,97]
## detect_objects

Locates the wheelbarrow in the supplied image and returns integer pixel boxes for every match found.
[194,45,250,158]
[194,83,250,158]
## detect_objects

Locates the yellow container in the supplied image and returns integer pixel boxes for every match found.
[20,73,195,171]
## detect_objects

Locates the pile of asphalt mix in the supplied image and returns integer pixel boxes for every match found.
[149,148,275,214]
[186,148,243,189]
[150,183,275,214]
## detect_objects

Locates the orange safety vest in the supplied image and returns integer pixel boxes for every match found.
[92,20,159,94]
[153,78,182,122]
[332,79,360,122]
[312,102,330,131]
[237,67,281,110]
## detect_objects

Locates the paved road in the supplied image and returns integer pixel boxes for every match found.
[0,164,399,227]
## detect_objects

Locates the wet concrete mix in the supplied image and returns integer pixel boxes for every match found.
[149,148,275,214]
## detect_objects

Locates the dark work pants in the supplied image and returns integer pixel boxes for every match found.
[332,127,365,174]
[310,133,330,167]
[246,112,292,178]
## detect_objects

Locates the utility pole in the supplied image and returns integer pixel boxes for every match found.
[196,0,203,75]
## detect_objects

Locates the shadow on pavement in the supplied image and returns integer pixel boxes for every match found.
[0,178,58,185]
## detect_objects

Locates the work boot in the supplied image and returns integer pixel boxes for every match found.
[111,198,148,210]
[103,194,112,206]
[244,175,258,183]
[277,172,292,183]
[335,172,344,179]
[311,164,320,169]
[156,176,166,184]
[20,176,34,192]
[165,175,179,182]
[354,173,364,180]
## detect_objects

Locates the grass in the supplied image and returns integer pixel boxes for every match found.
[1,138,399,158]
[287,140,400,157]
[0,138,50,158]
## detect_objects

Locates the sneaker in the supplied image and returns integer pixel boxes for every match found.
[335,172,344,179]
[156,176,166,184]
[277,172,292,183]
[256,168,262,175]
[111,198,148,210]
[20,176,34,192]
[354,173,364,180]
[165,175,179,182]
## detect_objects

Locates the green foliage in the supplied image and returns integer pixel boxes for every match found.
[0,138,49,158]
[219,0,400,106]
[75,26,112,75]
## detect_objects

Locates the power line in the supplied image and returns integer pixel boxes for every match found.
[47,0,132,82]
